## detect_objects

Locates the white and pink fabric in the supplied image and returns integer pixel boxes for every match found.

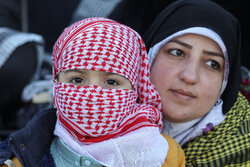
[52,17,163,144]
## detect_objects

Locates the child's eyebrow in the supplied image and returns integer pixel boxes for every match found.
[63,69,87,74]
[103,72,128,79]
[64,69,116,75]
[104,72,116,76]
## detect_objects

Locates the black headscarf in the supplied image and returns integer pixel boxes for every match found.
[143,0,242,114]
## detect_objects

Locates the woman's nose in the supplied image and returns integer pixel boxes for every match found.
[179,60,199,84]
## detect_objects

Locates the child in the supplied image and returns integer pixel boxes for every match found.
[0,17,184,167]
[52,17,167,167]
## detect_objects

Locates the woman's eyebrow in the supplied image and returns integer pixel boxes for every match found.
[203,50,224,59]
[169,39,192,49]
[169,39,224,59]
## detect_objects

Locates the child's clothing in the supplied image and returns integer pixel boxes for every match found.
[50,137,103,167]
[52,127,168,167]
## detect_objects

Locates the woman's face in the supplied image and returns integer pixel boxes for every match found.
[150,34,224,122]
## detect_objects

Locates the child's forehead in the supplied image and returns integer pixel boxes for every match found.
[53,18,143,89]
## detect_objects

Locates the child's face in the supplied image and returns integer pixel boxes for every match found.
[57,69,134,90]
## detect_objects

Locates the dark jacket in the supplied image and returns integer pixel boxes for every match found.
[0,108,57,167]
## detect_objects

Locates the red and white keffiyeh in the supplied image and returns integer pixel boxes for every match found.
[53,17,162,144]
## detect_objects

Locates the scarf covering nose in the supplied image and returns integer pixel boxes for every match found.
[52,17,162,143]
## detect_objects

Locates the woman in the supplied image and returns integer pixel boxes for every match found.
[143,0,250,166]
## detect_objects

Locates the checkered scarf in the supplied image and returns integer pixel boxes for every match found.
[52,17,162,143]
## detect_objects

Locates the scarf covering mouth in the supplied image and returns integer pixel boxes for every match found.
[52,17,162,143]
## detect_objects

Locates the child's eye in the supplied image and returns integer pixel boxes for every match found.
[169,49,184,57]
[70,77,84,84]
[206,60,221,70]
[105,79,120,86]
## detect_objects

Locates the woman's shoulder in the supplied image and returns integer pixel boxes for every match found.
[183,92,250,166]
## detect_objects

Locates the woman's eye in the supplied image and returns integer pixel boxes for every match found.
[206,60,221,70]
[105,79,120,86]
[70,77,84,84]
[169,49,184,57]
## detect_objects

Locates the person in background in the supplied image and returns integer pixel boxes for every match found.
[0,0,44,133]
[143,0,250,166]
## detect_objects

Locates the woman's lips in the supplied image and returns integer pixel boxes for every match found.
[170,89,196,101]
